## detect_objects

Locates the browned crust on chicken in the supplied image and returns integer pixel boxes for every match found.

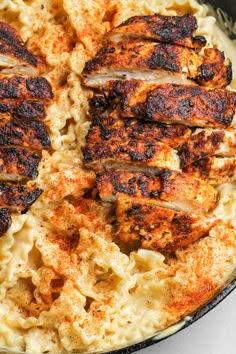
[83,40,232,88]
[180,129,236,167]
[96,169,162,200]
[107,14,206,50]
[159,169,217,212]
[83,39,201,77]
[0,183,42,211]
[184,157,236,185]
[0,208,11,236]
[116,198,218,252]
[0,77,53,100]
[96,169,217,213]
[196,48,232,89]
[86,115,191,148]
[83,137,179,171]
[0,99,46,120]
[106,80,236,127]
[0,147,41,180]
[0,120,50,150]
[0,22,45,75]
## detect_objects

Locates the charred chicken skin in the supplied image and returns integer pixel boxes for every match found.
[83,39,231,89]
[0,22,45,76]
[0,99,46,120]
[116,198,218,252]
[184,157,236,185]
[0,120,50,150]
[0,208,12,236]
[0,183,42,211]
[180,128,236,167]
[85,115,191,148]
[96,169,217,213]
[105,80,236,128]
[83,137,180,172]
[0,147,41,181]
[0,76,53,100]
[107,13,206,51]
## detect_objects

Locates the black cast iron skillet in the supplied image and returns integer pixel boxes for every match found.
[103,2,236,353]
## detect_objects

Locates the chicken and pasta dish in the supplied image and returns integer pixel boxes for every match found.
[0,0,235,353]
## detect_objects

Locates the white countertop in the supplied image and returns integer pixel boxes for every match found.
[139,288,236,354]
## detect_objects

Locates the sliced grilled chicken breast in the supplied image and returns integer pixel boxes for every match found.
[0,22,45,76]
[96,169,217,213]
[86,115,191,148]
[0,77,53,100]
[0,147,41,181]
[83,138,180,172]
[0,208,11,236]
[116,198,218,252]
[184,157,236,185]
[0,183,42,211]
[83,40,231,88]
[107,14,206,51]
[0,120,50,150]
[106,80,236,128]
[0,99,46,120]
[180,128,236,167]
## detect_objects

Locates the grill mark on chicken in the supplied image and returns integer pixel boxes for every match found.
[96,170,217,213]
[83,138,180,172]
[180,129,236,167]
[106,80,236,127]
[0,147,41,181]
[0,120,50,150]
[86,115,191,148]
[0,99,46,120]
[0,183,43,211]
[0,77,53,100]
[83,40,232,88]
[107,14,206,50]
[184,157,236,184]
[0,22,45,76]
[0,208,11,236]
[116,198,218,252]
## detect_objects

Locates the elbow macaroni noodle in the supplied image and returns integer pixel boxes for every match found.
[0,0,235,352]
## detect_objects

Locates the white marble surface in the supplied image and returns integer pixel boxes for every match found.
[138,288,236,354]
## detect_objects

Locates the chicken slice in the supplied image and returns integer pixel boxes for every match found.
[96,169,217,213]
[107,14,206,51]
[0,77,53,100]
[106,80,236,128]
[0,208,11,236]
[83,39,231,88]
[116,198,219,252]
[184,157,236,185]
[0,120,50,150]
[0,183,42,211]
[86,115,191,148]
[0,99,46,120]
[180,128,236,167]
[0,22,45,76]
[0,147,41,181]
[83,138,180,172]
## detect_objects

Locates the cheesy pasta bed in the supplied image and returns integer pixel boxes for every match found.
[0,0,235,352]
